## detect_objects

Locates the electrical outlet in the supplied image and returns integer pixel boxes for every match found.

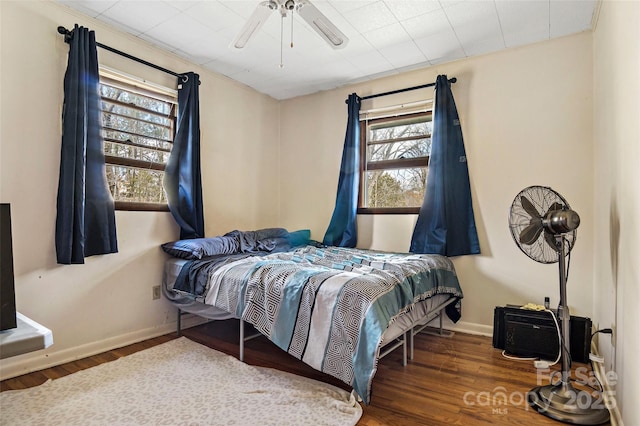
[152,285,161,300]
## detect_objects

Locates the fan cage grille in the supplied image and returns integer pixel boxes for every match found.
[508,186,576,264]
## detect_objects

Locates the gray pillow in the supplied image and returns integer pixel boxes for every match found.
[224,228,289,253]
[161,236,240,260]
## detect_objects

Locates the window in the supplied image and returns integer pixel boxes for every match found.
[359,111,433,214]
[99,69,177,211]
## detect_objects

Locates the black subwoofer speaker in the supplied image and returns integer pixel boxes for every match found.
[493,306,591,364]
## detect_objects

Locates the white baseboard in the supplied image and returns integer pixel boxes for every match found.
[0,315,208,381]
[590,342,623,425]
[447,321,494,337]
[1,316,495,381]
[421,316,494,337]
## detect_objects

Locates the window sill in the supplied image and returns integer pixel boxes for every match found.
[357,207,420,215]
[115,201,170,212]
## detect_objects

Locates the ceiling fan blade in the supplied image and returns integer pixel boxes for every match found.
[520,196,540,219]
[297,0,348,49]
[231,1,276,49]
[519,220,543,246]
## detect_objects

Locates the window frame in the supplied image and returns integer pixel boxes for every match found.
[357,111,433,215]
[98,69,177,212]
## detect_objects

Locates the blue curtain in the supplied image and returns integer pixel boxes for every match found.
[323,93,361,247]
[55,24,117,265]
[163,72,204,240]
[410,75,480,256]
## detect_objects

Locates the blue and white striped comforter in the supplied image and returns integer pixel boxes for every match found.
[202,245,463,404]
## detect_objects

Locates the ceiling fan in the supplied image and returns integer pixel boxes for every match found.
[231,0,349,50]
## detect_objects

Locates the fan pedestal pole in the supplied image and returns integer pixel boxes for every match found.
[528,235,610,425]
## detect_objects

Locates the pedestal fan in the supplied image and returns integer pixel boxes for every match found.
[508,186,609,425]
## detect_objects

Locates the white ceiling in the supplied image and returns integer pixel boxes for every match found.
[57,0,597,100]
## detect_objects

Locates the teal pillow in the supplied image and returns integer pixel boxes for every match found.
[287,229,311,247]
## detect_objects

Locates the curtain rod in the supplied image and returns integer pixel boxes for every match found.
[57,26,187,82]
[348,77,457,103]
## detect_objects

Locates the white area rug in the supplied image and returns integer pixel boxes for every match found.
[0,337,362,426]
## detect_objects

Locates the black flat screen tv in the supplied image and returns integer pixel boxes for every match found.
[1,203,17,331]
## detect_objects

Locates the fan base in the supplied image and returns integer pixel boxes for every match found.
[528,383,610,425]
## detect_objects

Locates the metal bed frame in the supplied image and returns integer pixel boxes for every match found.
[175,295,457,365]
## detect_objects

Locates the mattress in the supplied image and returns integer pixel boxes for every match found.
[163,258,235,320]
[163,257,453,340]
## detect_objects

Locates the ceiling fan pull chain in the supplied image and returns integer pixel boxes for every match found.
[280,12,284,68]
[290,7,295,48]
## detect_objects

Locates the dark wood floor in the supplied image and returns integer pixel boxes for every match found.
[1,319,610,426]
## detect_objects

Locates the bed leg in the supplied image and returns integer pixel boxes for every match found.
[402,331,408,367]
[439,312,444,335]
[239,319,245,362]
[177,309,182,337]
[409,327,415,360]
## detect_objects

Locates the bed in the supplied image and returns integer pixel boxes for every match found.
[161,228,463,404]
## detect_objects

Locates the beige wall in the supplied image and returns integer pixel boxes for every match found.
[280,32,594,333]
[0,1,279,378]
[2,2,636,421]
[593,0,640,423]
